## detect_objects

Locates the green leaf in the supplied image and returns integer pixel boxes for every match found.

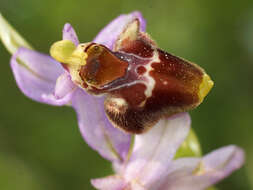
[174,128,202,159]
[0,13,33,55]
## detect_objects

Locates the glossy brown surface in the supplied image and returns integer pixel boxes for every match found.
[79,44,128,88]
[150,49,203,108]
[104,50,204,134]
[78,20,206,134]
[119,38,154,58]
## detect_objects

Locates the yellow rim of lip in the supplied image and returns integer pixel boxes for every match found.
[50,40,87,66]
[198,73,214,102]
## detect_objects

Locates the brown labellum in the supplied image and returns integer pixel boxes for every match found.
[78,19,213,134]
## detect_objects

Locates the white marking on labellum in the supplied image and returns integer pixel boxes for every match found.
[142,49,160,98]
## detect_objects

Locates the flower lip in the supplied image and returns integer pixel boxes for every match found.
[49,11,214,136]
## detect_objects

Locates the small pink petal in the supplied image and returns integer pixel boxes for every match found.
[54,72,76,99]
[93,11,146,49]
[72,89,131,162]
[124,113,191,187]
[160,145,244,190]
[91,175,148,190]
[42,72,76,105]
[91,175,128,190]
[62,23,79,46]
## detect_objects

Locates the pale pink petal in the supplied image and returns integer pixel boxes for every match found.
[62,23,79,46]
[124,113,191,187]
[72,89,131,162]
[93,11,146,49]
[10,47,76,105]
[160,145,244,190]
[91,175,128,190]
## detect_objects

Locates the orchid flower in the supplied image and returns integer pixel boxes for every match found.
[0,12,145,162]
[92,113,244,190]
[0,11,244,190]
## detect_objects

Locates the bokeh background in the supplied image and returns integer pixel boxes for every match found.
[0,0,253,189]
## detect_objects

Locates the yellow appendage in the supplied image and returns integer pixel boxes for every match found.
[50,40,87,66]
[198,73,214,102]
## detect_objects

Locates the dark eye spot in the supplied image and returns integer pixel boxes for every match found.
[90,59,100,75]
[93,45,99,51]
[84,59,101,85]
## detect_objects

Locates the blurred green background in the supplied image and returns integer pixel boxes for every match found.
[0,0,253,189]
